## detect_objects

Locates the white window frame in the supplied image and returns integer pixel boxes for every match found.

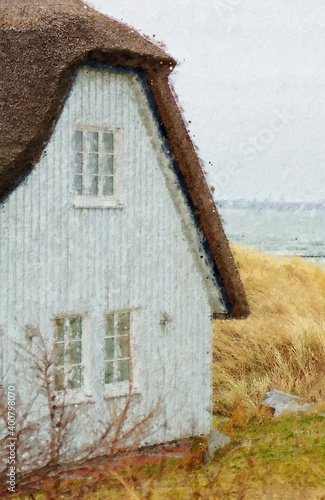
[53,313,94,406]
[71,125,125,209]
[104,309,141,399]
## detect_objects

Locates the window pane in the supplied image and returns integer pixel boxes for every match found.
[86,154,98,174]
[73,130,83,152]
[90,176,99,196]
[84,175,99,196]
[105,337,115,360]
[55,367,64,391]
[68,365,82,389]
[102,176,113,196]
[117,335,129,359]
[85,131,98,153]
[70,317,82,339]
[106,314,114,335]
[100,155,114,175]
[67,340,82,365]
[74,175,82,195]
[55,318,65,341]
[103,133,114,153]
[117,360,129,382]
[117,313,130,334]
[74,152,82,174]
[105,361,114,384]
[55,342,65,367]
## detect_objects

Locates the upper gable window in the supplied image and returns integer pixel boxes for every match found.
[71,126,124,208]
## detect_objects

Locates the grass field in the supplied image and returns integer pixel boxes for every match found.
[16,413,325,499]
[213,245,325,415]
[15,246,325,499]
[90,413,325,499]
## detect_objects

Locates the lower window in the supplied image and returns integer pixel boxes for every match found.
[54,316,83,391]
[105,311,131,385]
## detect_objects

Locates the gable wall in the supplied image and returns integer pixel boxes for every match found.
[0,67,222,446]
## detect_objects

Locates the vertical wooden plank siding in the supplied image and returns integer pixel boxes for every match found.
[0,67,221,446]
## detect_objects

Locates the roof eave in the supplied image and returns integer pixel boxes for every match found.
[146,69,250,319]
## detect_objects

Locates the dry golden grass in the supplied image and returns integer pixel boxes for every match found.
[213,245,325,415]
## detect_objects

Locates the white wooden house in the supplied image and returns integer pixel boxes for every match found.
[0,0,248,463]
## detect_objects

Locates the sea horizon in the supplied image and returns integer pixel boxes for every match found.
[217,199,325,212]
[217,200,325,264]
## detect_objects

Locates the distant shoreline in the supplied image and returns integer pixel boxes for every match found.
[217,202,325,264]
[217,200,325,212]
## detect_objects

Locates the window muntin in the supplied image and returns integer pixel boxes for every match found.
[104,312,130,385]
[54,316,83,391]
[73,129,115,198]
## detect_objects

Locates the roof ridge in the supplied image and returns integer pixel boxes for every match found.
[0,1,102,26]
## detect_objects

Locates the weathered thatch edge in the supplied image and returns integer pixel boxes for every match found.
[147,69,249,319]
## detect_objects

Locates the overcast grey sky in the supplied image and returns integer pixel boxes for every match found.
[88,0,325,203]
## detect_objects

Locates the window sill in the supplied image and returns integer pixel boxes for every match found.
[54,391,95,407]
[71,196,125,209]
[104,382,140,399]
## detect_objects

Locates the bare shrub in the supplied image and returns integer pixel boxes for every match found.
[0,327,159,497]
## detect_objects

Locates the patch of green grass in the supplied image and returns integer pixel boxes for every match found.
[215,413,325,492]
[14,414,325,499]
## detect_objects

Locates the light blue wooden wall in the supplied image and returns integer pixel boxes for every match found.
[0,66,226,449]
